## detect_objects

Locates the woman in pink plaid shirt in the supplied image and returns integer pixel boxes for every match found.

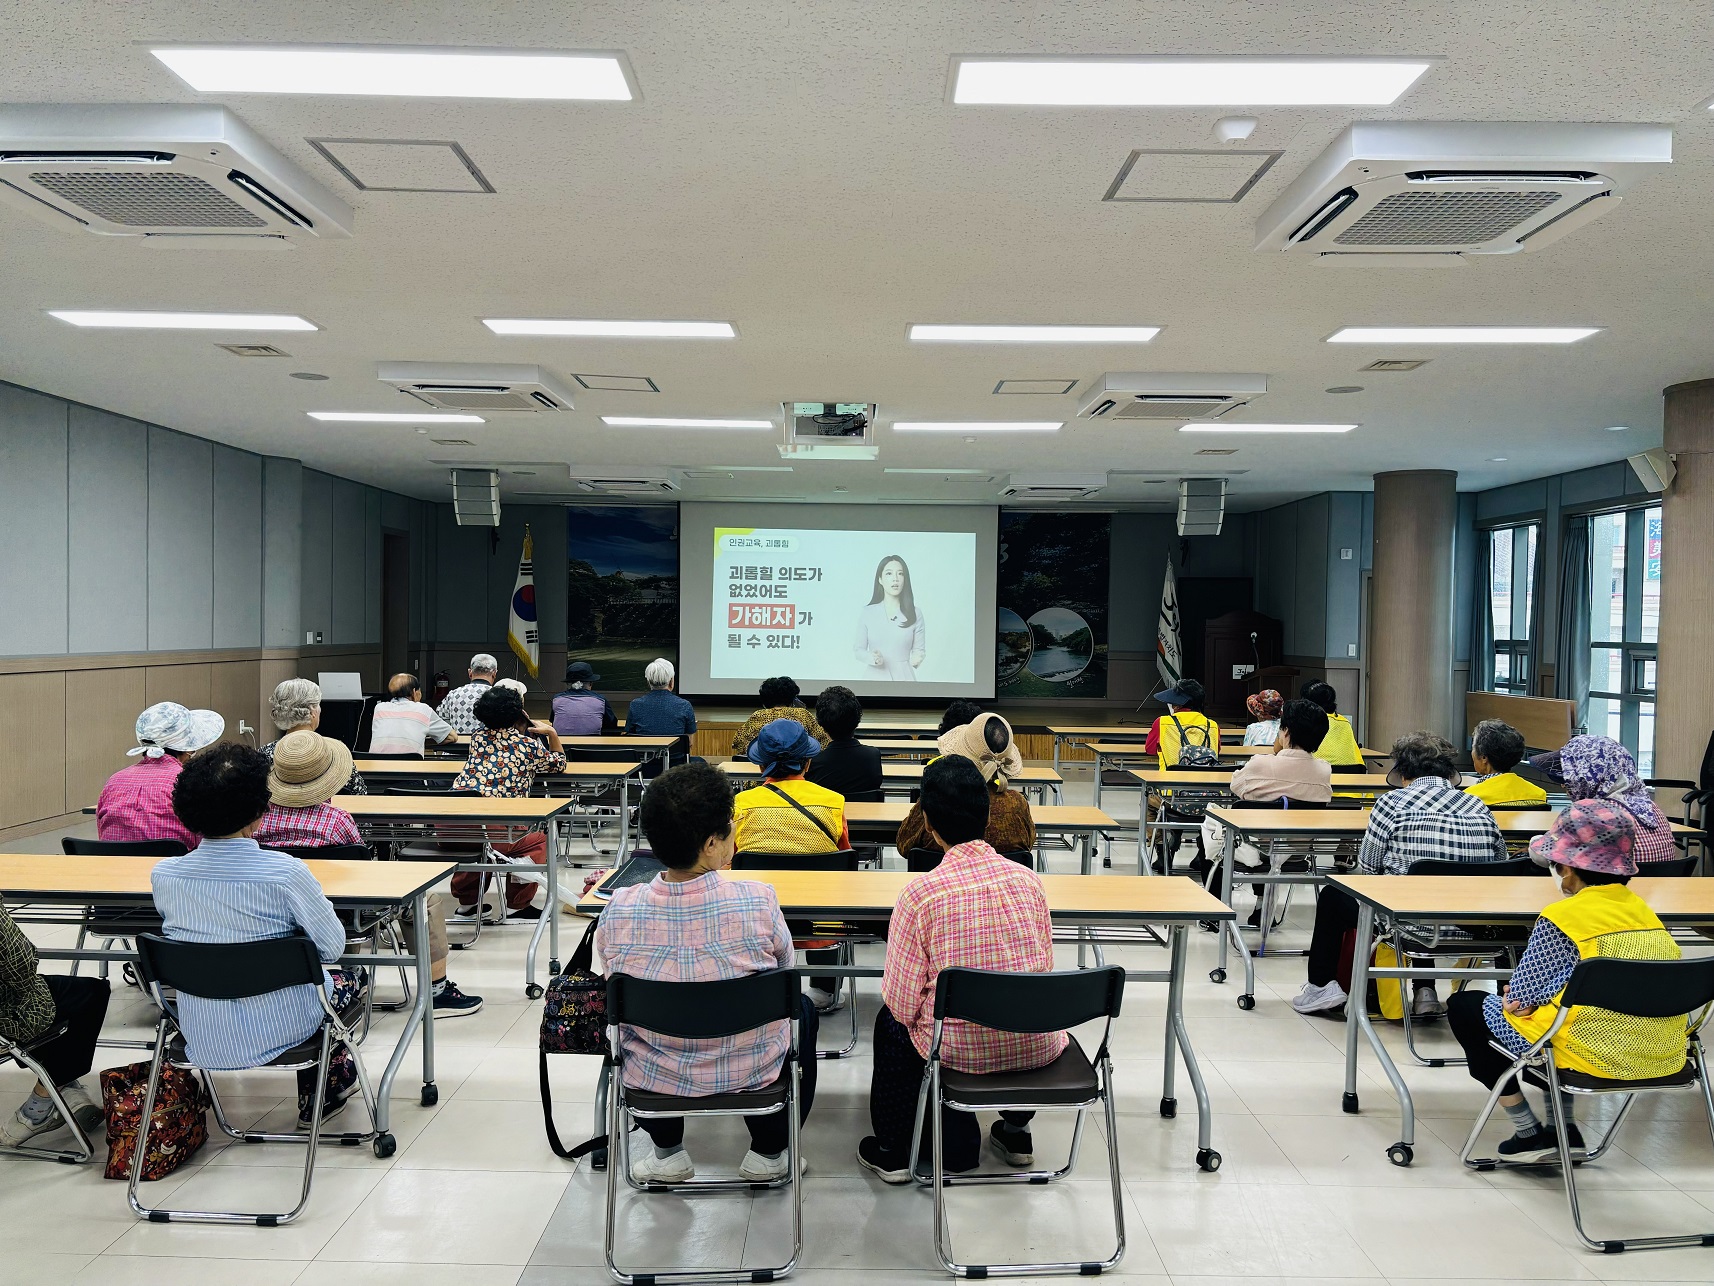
[595,761,820,1185]
[859,754,1063,1182]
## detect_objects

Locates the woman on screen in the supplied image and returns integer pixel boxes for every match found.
[854,554,925,680]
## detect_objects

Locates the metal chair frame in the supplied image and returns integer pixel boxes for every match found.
[127,934,378,1226]
[602,969,804,1284]
[908,966,1127,1278]
[0,1024,99,1164]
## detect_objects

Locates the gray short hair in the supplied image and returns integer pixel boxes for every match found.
[645,658,675,689]
[469,653,498,676]
[270,678,322,731]
[1472,719,1527,771]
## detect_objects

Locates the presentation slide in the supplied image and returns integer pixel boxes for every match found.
[679,503,998,699]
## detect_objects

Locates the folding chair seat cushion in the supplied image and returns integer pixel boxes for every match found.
[1529,1060,1699,1093]
[7,1018,73,1057]
[86,908,165,936]
[939,1035,1100,1108]
[624,1067,793,1117]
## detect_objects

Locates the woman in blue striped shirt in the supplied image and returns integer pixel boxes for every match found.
[152,744,365,1129]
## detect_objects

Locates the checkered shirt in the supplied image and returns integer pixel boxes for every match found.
[253,802,363,850]
[595,872,796,1096]
[1357,776,1508,875]
[437,681,493,735]
[881,839,1068,1073]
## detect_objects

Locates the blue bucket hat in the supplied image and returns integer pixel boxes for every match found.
[746,718,821,776]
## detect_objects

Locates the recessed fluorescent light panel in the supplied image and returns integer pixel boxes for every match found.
[909,324,1159,343]
[601,417,772,429]
[1328,327,1600,344]
[891,430,1062,442]
[951,57,1432,106]
[50,310,317,331]
[1178,423,1355,434]
[483,319,735,338]
[151,46,634,101]
[309,412,483,423]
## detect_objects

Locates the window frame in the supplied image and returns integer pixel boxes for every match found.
[1586,503,1660,772]
[1484,521,1539,696]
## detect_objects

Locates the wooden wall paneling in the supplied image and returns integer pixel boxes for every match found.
[64,666,145,811]
[0,672,67,828]
[209,660,263,747]
[144,662,213,712]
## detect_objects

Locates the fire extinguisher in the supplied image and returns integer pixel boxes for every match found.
[431,670,452,709]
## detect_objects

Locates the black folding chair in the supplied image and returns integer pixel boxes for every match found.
[1459,955,1714,1253]
[360,750,428,760]
[903,846,1035,873]
[602,969,804,1284]
[60,838,186,980]
[909,966,1128,1277]
[0,1021,98,1164]
[733,849,872,1056]
[129,933,378,1226]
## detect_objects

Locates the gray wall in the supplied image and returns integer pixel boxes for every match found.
[423,503,569,686]
[0,379,432,660]
[1253,492,1372,661]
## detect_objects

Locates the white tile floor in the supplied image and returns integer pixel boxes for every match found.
[5,776,1714,1285]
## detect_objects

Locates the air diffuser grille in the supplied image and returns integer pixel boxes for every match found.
[405,385,549,412]
[27,170,265,227]
[1333,188,1561,246]
[1111,396,1236,420]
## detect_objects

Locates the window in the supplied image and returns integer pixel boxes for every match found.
[1588,505,1661,773]
[1487,523,1538,695]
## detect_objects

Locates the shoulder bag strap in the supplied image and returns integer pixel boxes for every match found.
[761,781,839,844]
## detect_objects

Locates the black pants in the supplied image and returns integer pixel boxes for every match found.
[26,975,111,1087]
[634,994,819,1156]
[1307,886,1360,986]
[869,1005,1033,1172]
[1447,989,1525,1094]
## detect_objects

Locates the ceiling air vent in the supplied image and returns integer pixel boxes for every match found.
[0,104,352,241]
[1363,359,1429,372]
[1078,373,1266,421]
[377,362,573,412]
[1178,478,1227,536]
[571,474,681,496]
[1000,473,1107,501]
[450,469,500,527]
[217,343,289,357]
[1255,122,1670,258]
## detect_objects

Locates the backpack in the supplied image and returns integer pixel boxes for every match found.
[539,920,611,1161]
[101,1061,209,1181]
[1170,715,1221,768]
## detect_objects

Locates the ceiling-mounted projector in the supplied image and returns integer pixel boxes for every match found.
[779,402,878,459]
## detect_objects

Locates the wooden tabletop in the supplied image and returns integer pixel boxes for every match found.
[1132,768,1394,790]
[337,794,575,821]
[1209,805,1699,837]
[1333,874,1714,924]
[844,802,1114,833]
[580,868,1231,923]
[0,853,455,907]
[718,761,1063,785]
[353,759,644,781]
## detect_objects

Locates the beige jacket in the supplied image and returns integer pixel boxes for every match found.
[1228,747,1333,804]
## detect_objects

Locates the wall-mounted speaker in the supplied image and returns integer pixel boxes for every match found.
[1627,448,1676,493]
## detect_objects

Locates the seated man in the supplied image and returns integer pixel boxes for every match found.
[437,653,499,736]
[595,762,818,1184]
[1291,732,1507,1021]
[452,685,566,919]
[1448,800,1684,1160]
[96,701,226,849]
[625,658,698,766]
[0,905,110,1148]
[152,744,365,1129]
[551,662,619,736]
[1464,719,1547,809]
[859,755,1063,1181]
[731,677,828,756]
[805,684,883,799]
[369,673,457,756]
[1228,698,1333,803]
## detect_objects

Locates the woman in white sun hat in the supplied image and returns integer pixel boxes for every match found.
[95,701,225,850]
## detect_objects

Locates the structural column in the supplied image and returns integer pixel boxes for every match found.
[1368,470,1457,751]
[1653,380,1714,781]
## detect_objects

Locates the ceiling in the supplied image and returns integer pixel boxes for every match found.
[4,1,1712,511]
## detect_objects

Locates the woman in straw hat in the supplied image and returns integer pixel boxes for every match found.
[254,730,363,849]
[894,712,1036,858]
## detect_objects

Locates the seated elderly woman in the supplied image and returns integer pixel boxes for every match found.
[1448,800,1685,1160]
[451,685,566,919]
[730,677,829,756]
[265,679,366,795]
[1534,735,1678,864]
[1242,689,1285,746]
[1465,719,1548,809]
[97,701,226,849]
[0,904,110,1148]
[595,761,819,1184]
[895,712,1036,857]
[254,731,362,849]
[732,719,852,855]
[152,744,366,1129]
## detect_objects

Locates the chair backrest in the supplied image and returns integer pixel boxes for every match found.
[135,932,323,1001]
[933,965,1125,1032]
[1217,798,1329,811]
[385,784,473,796]
[362,750,427,760]
[1331,763,1369,774]
[263,844,372,863]
[1641,854,1701,877]
[1405,856,1542,877]
[1559,954,1714,1018]
[606,968,800,1039]
[844,788,885,803]
[904,846,1034,872]
[62,837,188,857]
[733,849,861,872]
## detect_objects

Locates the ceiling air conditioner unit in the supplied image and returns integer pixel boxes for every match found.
[450,470,500,527]
[571,474,682,496]
[1000,473,1107,501]
[1178,478,1227,536]
[1254,121,1671,259]
[0,104,352,242]
[378,362,573,413]
[1078,373,1267,421]
[779,401,879,460]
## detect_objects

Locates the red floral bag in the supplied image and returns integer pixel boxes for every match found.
[101,1061,210,1180]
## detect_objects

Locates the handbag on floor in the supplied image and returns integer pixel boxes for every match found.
[539,920,611,1160]
[101,1060,210,1181]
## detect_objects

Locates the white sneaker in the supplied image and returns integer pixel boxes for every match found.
[808,986,842,1013]
[57,1082,105,1134]
[632,1146,696,1184]
[738,1149,802,1182]
[1290,980,1348,1016]
[0,1103,62,1148]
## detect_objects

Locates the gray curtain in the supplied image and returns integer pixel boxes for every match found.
[1472,529,1494,691]
[1556,517,1591,730]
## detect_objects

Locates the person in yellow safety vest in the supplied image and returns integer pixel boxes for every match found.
[1464,719,1548,809]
